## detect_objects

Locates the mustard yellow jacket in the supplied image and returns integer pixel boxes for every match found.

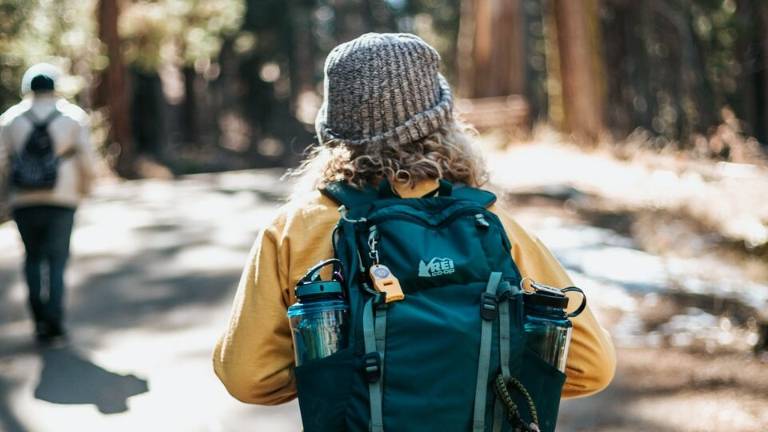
[213,181,616,405]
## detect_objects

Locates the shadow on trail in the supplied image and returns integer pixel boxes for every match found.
[35,345,148,414]
[0,174,284,430]
[68,244,242,332]
[0,376,27,432]
[0,261,25,328]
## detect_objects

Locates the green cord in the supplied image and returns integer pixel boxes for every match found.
[494,374,540,432]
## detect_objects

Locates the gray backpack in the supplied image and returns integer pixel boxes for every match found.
[10,109,62,190]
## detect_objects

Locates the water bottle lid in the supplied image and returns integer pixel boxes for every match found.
[296,280,344,299]
[295,258,346,300]
[525,290,569,309]
[521,278,588,317]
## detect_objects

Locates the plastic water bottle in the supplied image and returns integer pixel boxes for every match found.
[523,284,586,372]
[287,259,349,367]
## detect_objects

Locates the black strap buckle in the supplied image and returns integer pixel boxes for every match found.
[363,352,382,383]
[497,285,512,302]
[480,292,498,320]
[372,292,387,307]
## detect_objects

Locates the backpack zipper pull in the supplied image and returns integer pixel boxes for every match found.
[475,213,490,228]
[367,226,404,303]
[368,226,380,265]
[339,205,367,224]
[369,264,405,303]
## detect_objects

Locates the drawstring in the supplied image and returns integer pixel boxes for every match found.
[338,205,368,224]
[494,374,541,432]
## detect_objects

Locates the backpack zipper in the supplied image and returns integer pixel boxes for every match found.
[366,207,512,252]
[368,207,496,229]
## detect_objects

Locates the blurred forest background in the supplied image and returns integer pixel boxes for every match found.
[2,0,767,177]
[3,2,768,431]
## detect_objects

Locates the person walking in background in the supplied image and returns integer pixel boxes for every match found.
[214,33,615,429]
[0,63,97,343]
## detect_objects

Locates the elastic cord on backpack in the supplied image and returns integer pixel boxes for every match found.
[494,374,540,432]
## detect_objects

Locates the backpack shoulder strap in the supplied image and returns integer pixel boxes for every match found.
[24,108,60,127]
[23,109,40,125]
[451,185,497,208]
[41,108,61,125]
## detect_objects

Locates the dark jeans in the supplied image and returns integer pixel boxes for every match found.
[12,205,75,332]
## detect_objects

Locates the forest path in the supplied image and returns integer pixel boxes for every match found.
[0,170,301,432]
[0,165,766,431]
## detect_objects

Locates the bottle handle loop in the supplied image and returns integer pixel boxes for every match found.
[561,286,587,318]
[299,258,345,285]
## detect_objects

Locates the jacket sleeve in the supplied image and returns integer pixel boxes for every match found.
[213,213,297,405]
[492,205,617,398]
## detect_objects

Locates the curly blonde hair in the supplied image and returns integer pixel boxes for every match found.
[288,119,488,195]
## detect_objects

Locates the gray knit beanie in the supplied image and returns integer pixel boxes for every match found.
[315,33,453,147]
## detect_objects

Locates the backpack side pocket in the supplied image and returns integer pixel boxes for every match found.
[514,348,567,432]
[294,348,357,432]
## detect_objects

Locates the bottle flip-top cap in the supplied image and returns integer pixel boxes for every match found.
[522,278,587,317]
[526,290,569,309]
[296,280,344,299]
[295,258,346,300]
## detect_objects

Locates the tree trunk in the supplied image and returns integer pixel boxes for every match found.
[600,0,632,136]
[543,0,564,129]
[458,0,526,98]
[522,0,549,121]
[182,66,199,146]
[552,0,604,143]
[457,0,477,97]
[95,0,134,177]
[687,7,724,137]
[288,0,315,108]
[333,0,367,42]
[758,2,768,144]
[131,68,165,157]
[365,0,396,31]
[490,0,526,96]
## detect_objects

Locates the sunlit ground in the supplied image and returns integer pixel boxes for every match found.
[1,141,767,431]
[0,170,302,432]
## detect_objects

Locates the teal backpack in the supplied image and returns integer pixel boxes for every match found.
[294,180,567,432]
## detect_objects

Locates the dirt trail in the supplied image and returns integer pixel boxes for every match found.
[497,143,768,431]
[559,347,768,432]
[507,198,768,431]
[1,161,767,431]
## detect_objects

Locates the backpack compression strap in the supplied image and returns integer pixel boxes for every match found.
[473,272,503,432]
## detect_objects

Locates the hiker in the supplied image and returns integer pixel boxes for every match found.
[214,33,615,430]
[0,63,96,342]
